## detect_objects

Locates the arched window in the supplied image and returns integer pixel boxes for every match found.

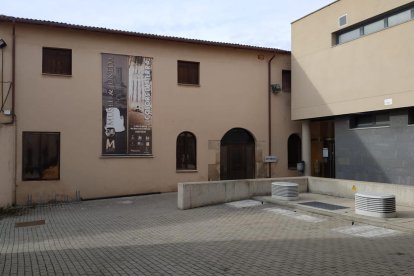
[176,132,197,170]
[288,134,302,170]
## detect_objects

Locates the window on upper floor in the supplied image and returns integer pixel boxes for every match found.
[349,112,390,129]
[388,9,412,27]
[335,6,414,45]
[176,131,197,170]
[177,60,199,85]
[282,70,291,92]
[363,19,386,35]
[338,28,362,44]
[42,47,72,76]
[22,132,60,181]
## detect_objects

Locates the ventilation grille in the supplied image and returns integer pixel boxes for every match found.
[355,193,396,218]
[339,14,347,27]
[272,182,299,201]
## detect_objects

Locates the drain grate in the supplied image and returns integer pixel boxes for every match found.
[299,201,349,210]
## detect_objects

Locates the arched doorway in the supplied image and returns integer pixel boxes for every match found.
[220,128,255,180]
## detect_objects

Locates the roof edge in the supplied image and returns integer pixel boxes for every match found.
[291,0,340,24]
[0,14,290,54]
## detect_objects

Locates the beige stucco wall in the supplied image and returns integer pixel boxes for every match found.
[292,0,414,120]
[269,56,302,177]
[0,22,300,205]
[0,125,15,207]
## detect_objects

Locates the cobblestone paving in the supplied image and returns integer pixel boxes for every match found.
[1,193,414,275]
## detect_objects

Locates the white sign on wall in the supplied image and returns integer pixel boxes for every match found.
[384,98,393,106]
[264,156,278,163]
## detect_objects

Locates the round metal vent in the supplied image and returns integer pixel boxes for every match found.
[355,192,396,218]
[271,182,299,201]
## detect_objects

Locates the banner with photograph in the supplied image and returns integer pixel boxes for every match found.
[102,54,153,156]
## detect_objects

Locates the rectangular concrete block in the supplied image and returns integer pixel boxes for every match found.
[191,182,226,208]
[179,177,414,210]
[178,181,227,210]
[249,179,272,196]
[177,177,309,210]
[224,181,250,202]
[308,177,414,207]
[177,183,190,210]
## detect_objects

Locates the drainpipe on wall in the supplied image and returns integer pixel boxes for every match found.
[12,21,17,205]
[11,21,15,125]
[267,53,276,178]
[1,40,3,109]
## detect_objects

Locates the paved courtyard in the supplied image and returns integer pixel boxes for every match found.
[1,193,414,275]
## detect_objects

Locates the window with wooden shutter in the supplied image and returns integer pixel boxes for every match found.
[177,60,199,85]
[42,47,72,75]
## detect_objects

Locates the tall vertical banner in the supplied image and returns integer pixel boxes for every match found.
[102,54,153,156]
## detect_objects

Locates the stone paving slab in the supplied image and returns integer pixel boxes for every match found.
[1,193,414,275]
[332,225,401,238]
[263,207,326,223]
[225,200,263,208]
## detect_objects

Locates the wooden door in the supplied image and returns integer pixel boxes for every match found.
[220,128,255,180]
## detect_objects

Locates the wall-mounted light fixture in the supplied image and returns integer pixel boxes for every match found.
[271,84,281,93]
[0,39,7,49]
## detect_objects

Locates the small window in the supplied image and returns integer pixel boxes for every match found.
[339,15,347,27]
[288,134,302,170]
[282,70,291,92]
[42,47,72,75]
[364,19,385,35]
[23,132,60,181]
[337,28,361,44]
[335,6,414,45]
[350,112,390,129]
[177,60,199,85]
[388,9,412,27]
[176,132,197,170]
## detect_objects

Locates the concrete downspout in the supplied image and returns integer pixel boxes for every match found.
[267,53,276,178]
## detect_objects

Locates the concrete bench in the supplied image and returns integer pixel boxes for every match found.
[355,192,396,218]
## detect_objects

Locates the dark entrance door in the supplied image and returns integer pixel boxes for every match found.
[220,128,255,180]
[310,120,335,178]
[323,138,335,178]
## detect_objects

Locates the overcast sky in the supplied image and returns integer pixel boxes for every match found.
[2,0,335,50]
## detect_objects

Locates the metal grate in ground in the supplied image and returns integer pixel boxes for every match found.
[299,201,349,210]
